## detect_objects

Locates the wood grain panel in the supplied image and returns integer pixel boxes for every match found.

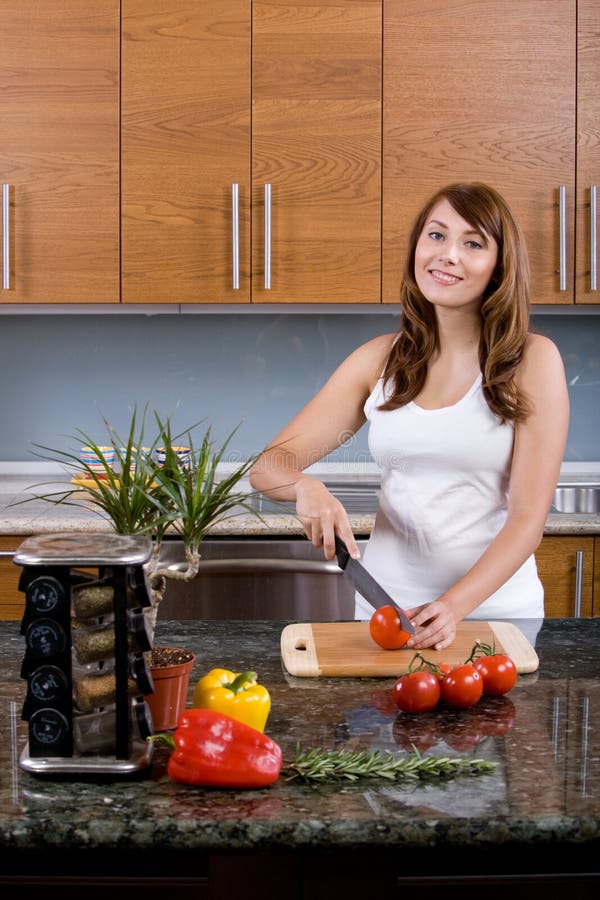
[575,0,600,304]
[0,1,119,303]
[252,0,381,303]
[121,1,250,303]
[535,535,594,617]
[0,537,24,621]
[383,1,575,305]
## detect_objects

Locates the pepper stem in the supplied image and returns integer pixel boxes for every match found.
[148,732,176,750]
[226,670,258,694]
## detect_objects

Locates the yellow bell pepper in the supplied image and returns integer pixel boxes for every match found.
[192,668,271,732]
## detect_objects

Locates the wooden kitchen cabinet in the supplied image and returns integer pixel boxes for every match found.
[595,537,600,616]
[535,535,595,617]
[0,536,24,620]
[121,0,381,304]
[0,1,119,304]
[576,0,600,304]
[121,1,250,304]
[251,0,381,303]
[383,1,597,306]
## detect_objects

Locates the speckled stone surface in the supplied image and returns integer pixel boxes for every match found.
[1,617,599,867]
[1,474,600,537]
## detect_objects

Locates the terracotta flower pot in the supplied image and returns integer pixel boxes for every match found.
[144,646,196,732]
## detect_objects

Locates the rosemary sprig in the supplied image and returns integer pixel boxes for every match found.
[283,746,497,783]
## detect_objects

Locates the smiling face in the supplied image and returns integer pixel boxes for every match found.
[414,198,499,314]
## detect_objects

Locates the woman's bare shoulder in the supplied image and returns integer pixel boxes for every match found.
[522,332,563,366]
[345,332,397,387]
[518,332,566,388]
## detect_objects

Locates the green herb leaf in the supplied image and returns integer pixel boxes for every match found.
[283,746,497,783]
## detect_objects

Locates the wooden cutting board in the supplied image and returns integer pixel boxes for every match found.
[280,620,539,677]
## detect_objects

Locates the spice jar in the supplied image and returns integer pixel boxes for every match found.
[73,698,153,755]
[73,670,139,713]
[72,608,153,665]
[72,580,114,619]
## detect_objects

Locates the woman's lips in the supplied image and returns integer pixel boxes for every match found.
[429,269,462,285]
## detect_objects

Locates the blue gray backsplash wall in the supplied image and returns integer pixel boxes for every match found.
[0,312,598,462]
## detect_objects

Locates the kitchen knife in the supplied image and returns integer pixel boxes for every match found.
[334,535,415,634]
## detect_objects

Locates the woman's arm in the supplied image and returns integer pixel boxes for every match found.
[406,334,569,651]
[249,334,394,560]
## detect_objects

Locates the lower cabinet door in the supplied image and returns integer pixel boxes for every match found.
[535,535,594,617]
[0,536,24,620]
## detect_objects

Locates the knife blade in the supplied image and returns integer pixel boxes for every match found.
[334,535,415,634]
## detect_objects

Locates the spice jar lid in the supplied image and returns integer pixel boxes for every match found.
[131,653,154,695]
[127,608,153,653]
[132,698,154,739]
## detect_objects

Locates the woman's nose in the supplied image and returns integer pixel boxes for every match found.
[438,241,459,263]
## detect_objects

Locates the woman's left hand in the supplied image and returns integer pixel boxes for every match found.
[405,599,458,651]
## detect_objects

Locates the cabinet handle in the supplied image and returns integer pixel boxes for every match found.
[574,549,584,617]
[591,185,597,292]
[559,185,567,291]
[264,183,271,290]
[232,183,240,290]
[2,183,9,290]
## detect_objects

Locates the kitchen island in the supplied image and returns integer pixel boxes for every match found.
[0,617,598,899]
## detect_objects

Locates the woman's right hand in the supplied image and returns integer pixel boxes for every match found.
[295,474,360,561]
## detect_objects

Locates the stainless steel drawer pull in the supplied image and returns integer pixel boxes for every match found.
[232,183,240,290]
[559,185,567,292]
[574,549,584,617]
[2,183,9,290]
[264,183,271,290]
[591,185,597,292]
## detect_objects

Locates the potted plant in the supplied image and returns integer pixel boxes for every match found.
[18,406,264,620]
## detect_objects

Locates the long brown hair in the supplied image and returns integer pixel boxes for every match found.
[380,182,531,422]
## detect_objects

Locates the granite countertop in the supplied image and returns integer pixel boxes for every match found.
[1,469,600,538]
[0,617,598,883]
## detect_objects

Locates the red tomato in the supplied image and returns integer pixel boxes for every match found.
[393,671,441,713]
[435,663,453,682]
[473,654,518,696]
[369,605,411,650]
[440,664,483,709]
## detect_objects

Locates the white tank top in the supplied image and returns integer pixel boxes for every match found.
[357,372,543,621]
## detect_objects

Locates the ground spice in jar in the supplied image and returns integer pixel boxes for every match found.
[73,671,139,712]
[72,609,152,664]
[72,582,114,619]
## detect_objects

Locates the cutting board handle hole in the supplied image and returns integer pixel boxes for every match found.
[294,639,307,652]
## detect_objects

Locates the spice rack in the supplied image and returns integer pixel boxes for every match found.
[15,532,156,776]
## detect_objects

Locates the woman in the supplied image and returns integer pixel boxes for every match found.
[249,183,569,650]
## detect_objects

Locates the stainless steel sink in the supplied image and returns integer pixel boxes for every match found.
[551,484,600,515]
[155,537,368,621]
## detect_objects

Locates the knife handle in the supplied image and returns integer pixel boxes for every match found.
[334,535,350,569]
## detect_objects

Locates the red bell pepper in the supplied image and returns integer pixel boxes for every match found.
[156,708,282,788]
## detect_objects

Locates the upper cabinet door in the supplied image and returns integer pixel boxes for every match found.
[121,1,251,303]
[383,1,576,305]
[0,1,119,303]
[576,0,600,304]
[251,1,381,303]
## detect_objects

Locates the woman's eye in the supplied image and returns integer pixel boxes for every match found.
[466,239,483,250]
[428,231,444,241]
